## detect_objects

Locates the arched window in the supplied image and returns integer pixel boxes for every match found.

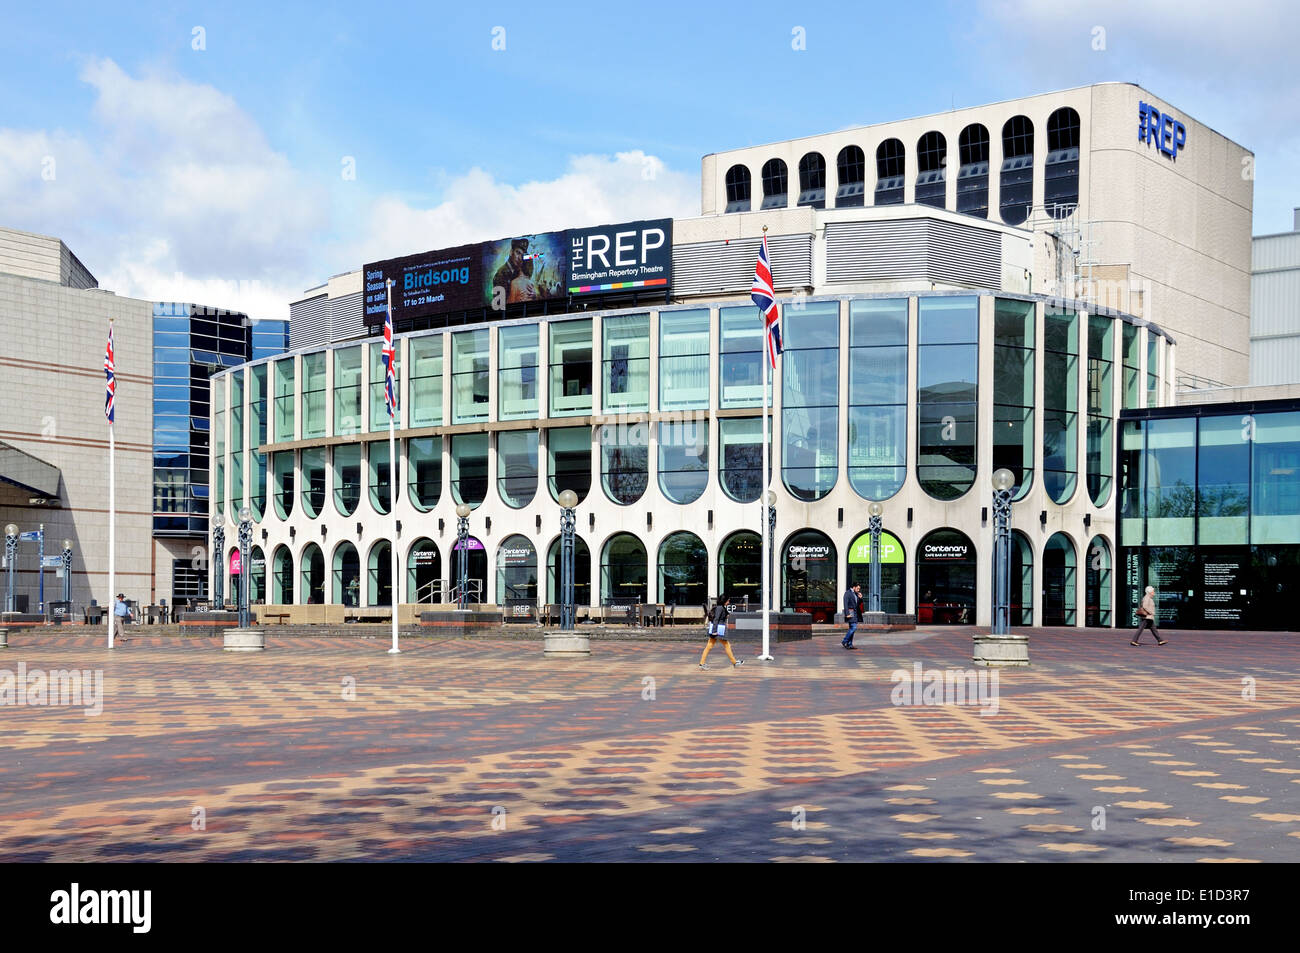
[548,427,591,504]
[918,297,979,500]
[300,543,324,605]
[846,528,906,614]
[1011,530,1033,625]
[719,418,768,502]
[367,540,393,606]
[761,158,788,209]
[1043,533,1077,625]
[333,542,360,606]
[407,436,441,511]
[849,298,907,501]
[450,433,488,508]
[449,536,487,604]
[271,545,293,605]
[601,533,647,604]
[725,164,751,213]
[835,145,865,208]
[658,532,707,605]
[600,423,648,505]
[782,529,836,623]
[1045,107,1080,216]
[369,441,393,515]
[915,131,946,208]
[797,152,826,208]
[498,430,538,508]
[781,301,839,501]
[496,535,538,606]
[301,447,325,518]
[1086,316,1114,507]
[272,451,294,520]
[916,528,976,624]
[407,539,441,604]
[659,419,708,505]
[1085,535,1112,627]
[993,298,1035,499]
[546,534,591,608]
[718,531,761,606]
[1044,308,1080,503]
[249,545,265,604]
[333,444,361,516]
[1000,115,1034,225]
[874,139,905,205]
[957,124,990,217]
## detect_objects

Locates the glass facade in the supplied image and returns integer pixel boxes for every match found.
[549,320,592,416]
[333,444,361,516]
[782,529,836,622]
[407,437,441,511]
[274,357,295,442]
[782,301,839,501]
[250,364,267,520]
[452,330,490,424]
[369,341,401,429]
[333,346,362,435]
[720,306,766,408]
[497,535,538,604]
[230,371,244,517]
[659,419,708,504]
[1043,308,1079,503]
[659,309,709,410]
[992,298,1034,498]
[718,531,761,605]
[719,417,769,503]
[602,533,647,603]
[659,532,707,605]
[848,299,907,501]
[272,452,294,520]
[368,441,393,515]
[498,325,539,420]
[600,422,648,505]
[1043,532,1077,625]
[409,336,444,427]
[548,426,591,504]
[1086,316,1114,506]
[1120,404,1300,630]
[302,352,327,438]
[301,447,326,518]
[497,430,539,508]
[602,313,650,412]
[450,433,488,507]
[917,297,978,500]
[1122,323,1140,409]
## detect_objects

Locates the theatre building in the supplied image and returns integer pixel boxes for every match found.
[208,83,1279,629]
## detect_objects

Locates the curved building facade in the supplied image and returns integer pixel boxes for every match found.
[210,289,1173,627]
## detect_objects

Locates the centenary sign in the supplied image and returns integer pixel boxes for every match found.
[363,218,672,328]
[1138,101,1187,160]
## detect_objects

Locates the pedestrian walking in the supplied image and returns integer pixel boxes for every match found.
[113,593,132,644]
[1131,585,1167,646]
[842,583,862,649]
[700,596,743,669]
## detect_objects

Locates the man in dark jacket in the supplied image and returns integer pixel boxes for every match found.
[842,583,862,649]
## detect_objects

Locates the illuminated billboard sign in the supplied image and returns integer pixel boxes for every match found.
[363,218,672,326]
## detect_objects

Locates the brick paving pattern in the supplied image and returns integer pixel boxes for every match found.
[0,627,1297,861]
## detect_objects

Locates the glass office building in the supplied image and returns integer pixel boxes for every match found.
[213,292,1174,626]
[153,302,288,603]
[1118,398,1300,630]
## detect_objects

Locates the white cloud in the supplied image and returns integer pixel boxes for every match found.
[0,59,699,319]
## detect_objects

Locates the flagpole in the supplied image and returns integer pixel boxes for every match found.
[759,228,774,662]
[386,280,401,655]
[107,319,116,650]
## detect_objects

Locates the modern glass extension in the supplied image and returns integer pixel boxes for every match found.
[211,292,1173,624]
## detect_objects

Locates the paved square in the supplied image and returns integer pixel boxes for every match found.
[1,628,1297,861]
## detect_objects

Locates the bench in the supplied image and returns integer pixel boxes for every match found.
[264,612,290,625]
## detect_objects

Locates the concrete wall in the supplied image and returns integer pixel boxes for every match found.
[0,273,152,611]
[1250,229,1300,387]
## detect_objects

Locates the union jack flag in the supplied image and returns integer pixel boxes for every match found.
[382,284,397,418]
[751,234,782,369]
[104,322,116,423]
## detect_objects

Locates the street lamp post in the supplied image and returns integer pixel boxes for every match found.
[3,523,17,613]
[991,468,1015,636]
[558,489,577,630]
[238,507,252,629]
[212,524,225,609]
[867,502,884,614]
[61,539,73,605]
[455,503,471,610]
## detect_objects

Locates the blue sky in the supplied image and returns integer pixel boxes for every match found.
[1,0,1296,316]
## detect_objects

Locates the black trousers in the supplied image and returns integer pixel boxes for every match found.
[1133,617,1162,643]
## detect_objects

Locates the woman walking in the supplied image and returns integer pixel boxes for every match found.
[700,596,744,669]
[1131,585,1168,646]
